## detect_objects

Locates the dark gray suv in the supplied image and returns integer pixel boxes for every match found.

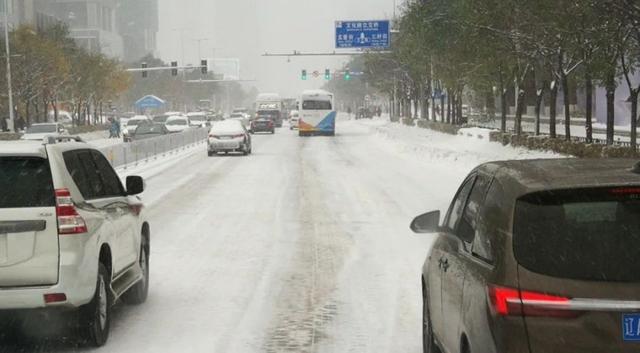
[412,159,640,353]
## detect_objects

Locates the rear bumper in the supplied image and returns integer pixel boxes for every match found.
[208,140,245,151]
[251,126,274,133]
[0,241,99,310]
[0,263,97,310]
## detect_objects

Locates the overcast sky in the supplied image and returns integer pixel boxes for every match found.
[157,0,401,97]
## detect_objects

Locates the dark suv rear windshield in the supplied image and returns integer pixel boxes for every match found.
[514,187,640,282]
[0,157,55,208]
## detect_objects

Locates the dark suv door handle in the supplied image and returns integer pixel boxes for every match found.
[439,258,450,272]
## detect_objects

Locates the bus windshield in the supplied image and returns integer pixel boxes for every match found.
[302,100,332,110]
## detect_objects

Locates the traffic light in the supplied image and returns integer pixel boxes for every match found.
[201,59,208,74]
[171,61,178,76]
[344,69,351,81]
[301,69,307,80]
[141,62,148,78]
[324,69,331,80]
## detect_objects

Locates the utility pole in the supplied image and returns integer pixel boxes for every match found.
[194,38,209,61]
[3,0,14,132]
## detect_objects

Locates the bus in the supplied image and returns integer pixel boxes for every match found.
[298,90,336,136]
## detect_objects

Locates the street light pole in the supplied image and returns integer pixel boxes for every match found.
[3,0,14,132]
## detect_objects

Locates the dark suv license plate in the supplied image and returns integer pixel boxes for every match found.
[623,314,640,342]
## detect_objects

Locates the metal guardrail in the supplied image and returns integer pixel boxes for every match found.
[99,128,209,168]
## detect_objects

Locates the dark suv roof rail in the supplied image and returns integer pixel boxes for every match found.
[43,135,85,145]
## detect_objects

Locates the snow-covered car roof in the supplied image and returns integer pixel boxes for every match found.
[210,120,244,133]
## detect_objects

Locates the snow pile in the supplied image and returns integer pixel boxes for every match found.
[457,127,496,141]
[354,119,561,170]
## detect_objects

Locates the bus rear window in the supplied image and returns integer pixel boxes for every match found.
[302,100,332,110]
[513,187,640,282]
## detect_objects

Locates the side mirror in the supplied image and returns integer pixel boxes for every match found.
[410,210,441,233]
[126,176,145,195]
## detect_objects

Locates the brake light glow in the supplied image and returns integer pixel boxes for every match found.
[609,187,640,195]
[488,285,575,318]
[55,189,88,235]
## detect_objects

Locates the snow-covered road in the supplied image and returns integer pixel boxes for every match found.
[8,116,559,353]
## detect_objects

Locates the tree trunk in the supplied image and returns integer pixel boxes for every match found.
[535,89,544,136]
[514,85,525,136]
[549,80,558,138]
[42,96,48,122]
[440,94,445,122]
[605,77,616,145]
[447,90,452,124]
[585,73,593,143]
[25,101,31,126]
[630,89,638,150]
[562,73,571,140]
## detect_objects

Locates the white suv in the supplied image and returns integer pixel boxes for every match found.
[0,137,150,346]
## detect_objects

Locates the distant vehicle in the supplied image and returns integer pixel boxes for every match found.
[299,90,336,136]
[255,109,282,128]
[255,93,283,127]
[413,158,640,353]
[165,116,191,133]
[232,108,249,115]
[130,123,170,141]
[152,114,171,124]
[250,113,275,134]
[289,110,300,130]
[356,107,373,120]
[228,112,251,128]
[123,116,151,142]
[186,112,209,128]
[21,123,68,141]
[0,137,149,347]
[207,119,252,156]
[48,110,73,127]
[207,112,225,122]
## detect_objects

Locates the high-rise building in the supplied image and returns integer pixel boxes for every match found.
[41,0,123,59]
[117,0,158,63]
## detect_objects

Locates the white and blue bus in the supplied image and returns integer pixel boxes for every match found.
[298,90,336,136]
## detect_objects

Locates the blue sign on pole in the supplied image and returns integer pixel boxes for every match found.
[135,95,166,110]
[335,20,390,49]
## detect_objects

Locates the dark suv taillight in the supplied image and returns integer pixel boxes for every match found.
[55,188,88,235]
[488,285,579,318]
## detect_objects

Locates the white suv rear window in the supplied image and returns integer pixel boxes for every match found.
[0,157,55,208]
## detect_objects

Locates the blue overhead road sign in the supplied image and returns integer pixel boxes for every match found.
[335,20,390,49]
[135,95,165,109]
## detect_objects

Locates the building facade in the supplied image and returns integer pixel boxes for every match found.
[3,0,158,62]
[117,0,158,63]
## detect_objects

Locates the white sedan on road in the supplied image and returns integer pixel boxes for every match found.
[165,116,191,133]
[289,110,300,130]
[207,119,252,156]
[21,123,68,141]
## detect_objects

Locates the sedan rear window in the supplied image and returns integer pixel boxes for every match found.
[513,187,640,282]
[0,157,55,208]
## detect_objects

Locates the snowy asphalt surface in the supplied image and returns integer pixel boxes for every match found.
[2,116,558,353]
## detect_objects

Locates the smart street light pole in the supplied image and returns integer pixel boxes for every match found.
[3,0,14,132]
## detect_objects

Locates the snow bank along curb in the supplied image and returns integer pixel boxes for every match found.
[490,131,639,158]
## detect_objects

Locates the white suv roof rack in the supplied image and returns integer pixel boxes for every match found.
[43,135,85,145]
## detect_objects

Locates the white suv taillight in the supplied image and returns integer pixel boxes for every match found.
[55,188,88,235]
